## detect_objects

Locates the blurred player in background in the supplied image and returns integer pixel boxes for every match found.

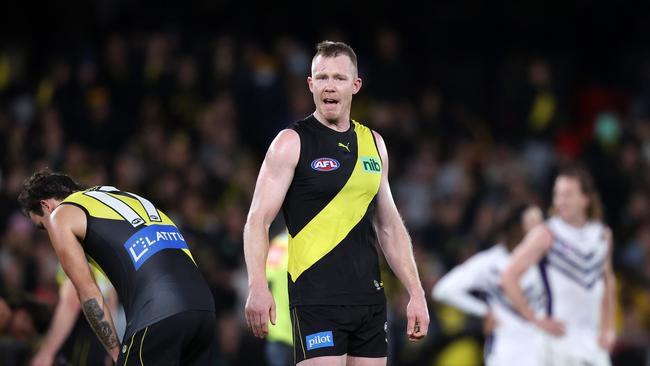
[502,166,616,366]
[265,231,293,366]
[19,170,216,365]
[30,265,121,366]
[433,204,546,366]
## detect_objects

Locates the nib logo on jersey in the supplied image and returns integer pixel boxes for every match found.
[361,157,381,173]
[306,331,334,351]
[123,224,189,270]
[311,157,340,172]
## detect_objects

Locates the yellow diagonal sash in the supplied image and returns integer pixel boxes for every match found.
[288,121,381,281]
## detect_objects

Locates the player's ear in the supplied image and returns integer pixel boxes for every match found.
[352,77,362,95]
[40,199,58,214]
[40,200,52,213]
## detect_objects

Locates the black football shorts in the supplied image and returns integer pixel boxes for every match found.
[291,304,387,364]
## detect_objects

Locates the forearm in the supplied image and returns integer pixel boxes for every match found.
[78,288,120,361]
[243,218,270,288]
[39,291,80,355]
[433,279,488,317]
[500,274,536,322]
[600,272,616,333]
[378,223,424,298]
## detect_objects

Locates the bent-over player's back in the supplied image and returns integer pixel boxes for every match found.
[62,186,214,339]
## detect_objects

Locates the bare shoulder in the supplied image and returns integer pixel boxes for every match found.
[267,129,300,165]
[51,203,86,223]
[371,130,386,149]
[602,225,614,250]
[371,130,388,160]
[274,128,300,145]
[51,203,87,238]
[527,224,554,249]
[602,225,613,240]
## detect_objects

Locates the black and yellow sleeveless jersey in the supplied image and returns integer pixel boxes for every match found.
[283,115,386,307]
[61,186,214,339]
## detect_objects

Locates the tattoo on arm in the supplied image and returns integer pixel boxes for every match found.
[82,299,119,349]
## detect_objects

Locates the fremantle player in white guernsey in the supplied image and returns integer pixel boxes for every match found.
[501,166,616,366]
[433,205,547,366]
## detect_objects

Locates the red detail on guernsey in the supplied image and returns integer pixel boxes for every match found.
[311,158,340,172]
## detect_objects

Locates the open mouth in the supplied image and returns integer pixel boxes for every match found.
[323,98,339,105]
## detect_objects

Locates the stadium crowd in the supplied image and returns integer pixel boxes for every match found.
[0,28,649,365]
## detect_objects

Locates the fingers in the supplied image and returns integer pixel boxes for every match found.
[245,309,252,330]
[407,312,429,342]
[418,313,430,337]
[270,301,277,326]
[253,312,266,338]
[406,313,415,338]
[406,298,430,342]
[599,331,616,352]
[260,311,270,336]
[245,307,267,338]
[245,290,273,339]
[539,318,565,337]
[551,319,565,336]
[409,314,429,341]
[407,322,421,341]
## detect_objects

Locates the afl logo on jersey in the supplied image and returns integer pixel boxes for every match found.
[311,157,340,172]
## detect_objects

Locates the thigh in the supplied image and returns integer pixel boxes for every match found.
[347,304,387,358]
[347,355,387,366]
[291,306,349,364]
[116,324,181,366]
[297,355,346,366]
[180,311,217,366]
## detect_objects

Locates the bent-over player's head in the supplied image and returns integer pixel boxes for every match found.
[308,41,362,124]
[552,165,603,222]
[18,169,84,228]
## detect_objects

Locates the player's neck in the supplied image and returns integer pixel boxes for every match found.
[313,111,350,132]
[561,214,588,228]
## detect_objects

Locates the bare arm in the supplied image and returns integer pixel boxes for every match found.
[599,227,617,352]
[433,252,490,317]
[31,278,80,366]
[500,225,564,335]
[47,205,120,362]
[372,131,429,341]
[244,129,299,338]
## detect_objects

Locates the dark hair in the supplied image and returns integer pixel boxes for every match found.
[501,204,530,252]
[313,40,358,71]
[555,164,603,220]
[18,169,84,216]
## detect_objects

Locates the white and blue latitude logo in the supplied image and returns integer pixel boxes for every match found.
[123,224,189,270]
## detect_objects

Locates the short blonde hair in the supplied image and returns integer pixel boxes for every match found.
[313,41,358,71]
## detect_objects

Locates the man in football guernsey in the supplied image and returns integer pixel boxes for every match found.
[433,205,547,366]
[19,170,215,365]
[501,166,616,366]
[244,40,429,366]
